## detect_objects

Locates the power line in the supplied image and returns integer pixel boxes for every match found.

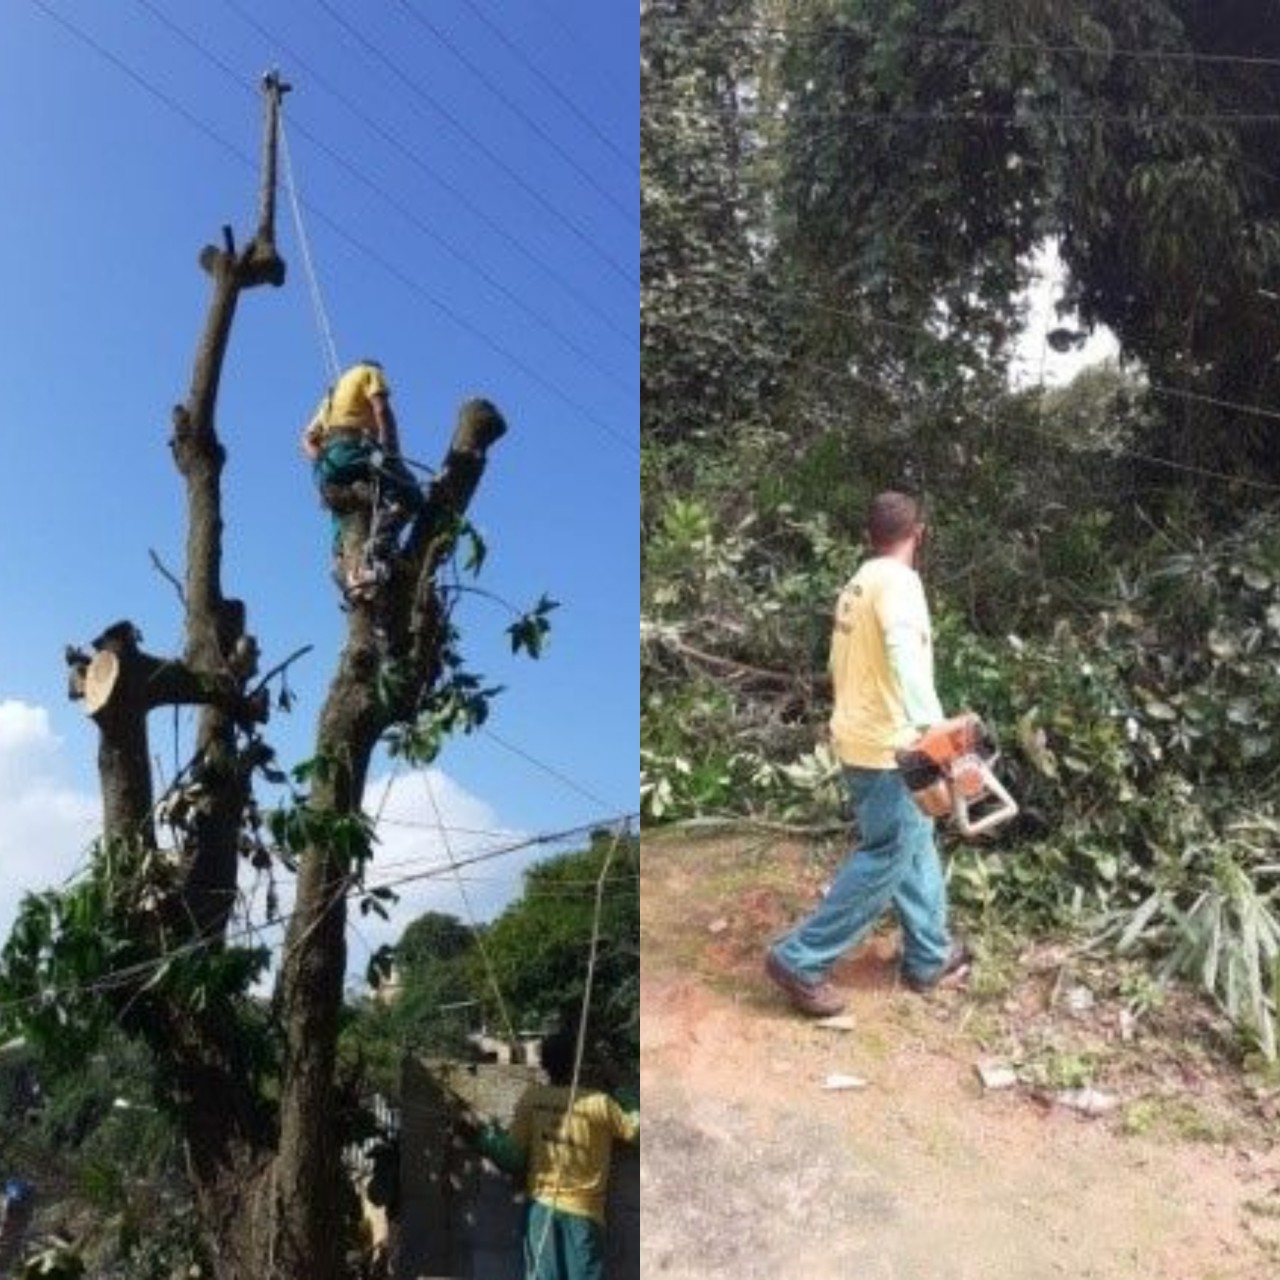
[419,769,518,1044]
[480,727,621,816]
[456,0,638,176]
[0,813,637,1021]
[133,0,633,396]
[653,261,1280,437]
[313,0,639,289]
[642,92,1280,127]
[282,111,634,395]
[218,0,635,344]
[31,2,637,456]
[395,0,638,226]
[641,15,1280,70]
[305,198,638,453]
[30,0,250,172]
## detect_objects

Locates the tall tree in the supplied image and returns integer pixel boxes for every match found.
[641,0,787,444]
[0,78,509,1279]
[774,0,1280,484]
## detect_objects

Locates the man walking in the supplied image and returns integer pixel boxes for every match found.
[765,491,970,1016]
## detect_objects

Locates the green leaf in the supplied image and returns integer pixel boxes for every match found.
[507,595,559,658]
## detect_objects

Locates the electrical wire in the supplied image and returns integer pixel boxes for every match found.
[218,0,635,344]
[313,0,639,288]
[479,726,621,816]
[645,260,1280,463]
[419,769,518,1045]
[0,813,637,1021]
[640,14,1280,70]
[455,0,638,176]
[284,111,635,394]
[394,0,638,226]
[32,1,637,456]
[641,83,1280,127]
[133,0,633,395]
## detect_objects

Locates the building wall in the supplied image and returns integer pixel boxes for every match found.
[395,1057,638,1280]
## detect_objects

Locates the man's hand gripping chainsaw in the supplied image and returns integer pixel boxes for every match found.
[894,713,1018,838]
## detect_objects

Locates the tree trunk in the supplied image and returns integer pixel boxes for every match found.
[68,73,507,1279]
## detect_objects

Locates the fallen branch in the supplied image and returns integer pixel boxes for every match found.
[659,812,849,837]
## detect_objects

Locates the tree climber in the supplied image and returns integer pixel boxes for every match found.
[301,358,426,600]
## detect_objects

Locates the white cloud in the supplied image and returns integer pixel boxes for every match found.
[0,703,536,995]
[358,765,535,939]
[237,766,535,991]
[0,700,100,939]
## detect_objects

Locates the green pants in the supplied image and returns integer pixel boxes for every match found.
[522,1200,605,1280]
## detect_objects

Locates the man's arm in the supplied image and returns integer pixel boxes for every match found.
[885,621,943,730]
[881,574,943,731]
[476,1122,527,1175]
[301,415,324,460]
[370,392,402,456]
[605,1089,639,1144]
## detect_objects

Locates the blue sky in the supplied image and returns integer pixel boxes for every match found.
[0,2,636,976]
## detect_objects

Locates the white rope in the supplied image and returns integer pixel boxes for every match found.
[278,109,342,384]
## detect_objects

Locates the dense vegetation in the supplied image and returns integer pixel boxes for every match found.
[347,832,640,1094]
[642,0,1280,1065]
[0,833,636,1276]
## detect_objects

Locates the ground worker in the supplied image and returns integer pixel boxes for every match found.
[764,490,971,1016]
[472,1030,639,1280]
[301,359,425,598]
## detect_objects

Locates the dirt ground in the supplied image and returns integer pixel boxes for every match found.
[640,832,1280,1280]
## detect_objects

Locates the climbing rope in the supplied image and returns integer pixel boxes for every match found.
[278,107,342,385]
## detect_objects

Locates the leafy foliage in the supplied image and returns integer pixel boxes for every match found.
[0,839,270,1076]
[641,0,789,443]
[344,834,639,1095]
[479,830,639,1079]
[771,0,1280,481]
[343,913,479,1093]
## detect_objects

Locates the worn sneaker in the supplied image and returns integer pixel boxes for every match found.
[903,940,973,994]
[764,950,847,1017]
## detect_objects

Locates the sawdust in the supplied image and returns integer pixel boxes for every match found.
[641,832,1280,1280]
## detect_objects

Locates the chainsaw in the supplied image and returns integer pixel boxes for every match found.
[894,713,1018,838]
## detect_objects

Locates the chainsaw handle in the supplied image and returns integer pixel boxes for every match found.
[950,768,1018,837]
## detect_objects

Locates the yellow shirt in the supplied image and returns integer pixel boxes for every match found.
[829,556,941,768]
[311,362,390,440]
[510,1084,639,1224]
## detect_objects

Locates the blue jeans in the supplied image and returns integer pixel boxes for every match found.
[771,766,951,985]
[313,439,424,554]
[522,1201,604,1280]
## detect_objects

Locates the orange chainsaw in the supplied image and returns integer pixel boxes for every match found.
[894,713,1018,837]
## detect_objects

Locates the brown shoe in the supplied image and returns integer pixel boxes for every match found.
[764,950,847,1017]
[903,940,973,994]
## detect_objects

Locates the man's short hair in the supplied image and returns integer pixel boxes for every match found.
[540,1030,576,1086]
[358,357,383,370]
[866,491,922,551]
